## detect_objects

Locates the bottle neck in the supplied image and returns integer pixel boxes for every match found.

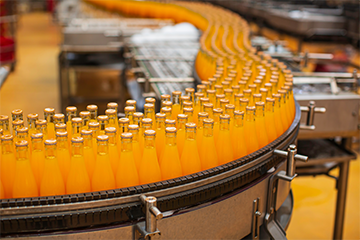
[97,141,109,155]
[173,95,180,105]
[245,111,255,122]
[45,144,56,158]
[82,135,93,147]
[265,102,274,113]
[106,133,117,145]
[2,140,14,154]
[57,136,69,149]
[17,132,28,140]
[165,132,177,146]
[72,123,82,137]
[255,105,265,118]
[90,110,97,122]
[125,112,133,123]
[71,142,84,157]
[91,128,99,140]
[220,118,230,131]
[177,119,187,130]
[119,123,129,134]
[99,120,108,132]
[203,124,214,137]
[44,113,54,123]
[128,129,139,142]
[185,128,196,140]
[67,112,76,123]
[134,117,142,128]
[234,115,244,127]
[28,120,36,131]
[144,135,156,148]
[142,123,152,131]
[213,113,221,123]
[144,109,154,120]
[156,119,165,130]
[31,139,43,151]
[82,117,90,128]
[16,145,28,160]
[121,138,132,152]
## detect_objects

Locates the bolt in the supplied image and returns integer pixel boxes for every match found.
[289,144,296,151]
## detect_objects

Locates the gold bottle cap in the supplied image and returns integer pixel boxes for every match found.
[234,110,244,116]
[119,118,130,124]
[31,133,43,139]
[278,89,287,95]
[105,109,116,115]
[203,118,214,124]
[213,108,223,114]
[183,101,193,107]
[183,107,193,113]
[234,93,244,98]
[220,99,230,105]
[203,103,214,108]
[12,109,23,116]
[185,88,195,93]
[133,112,144,118]
[107,102,118,109]
[0,115,9,121]
[246,106,256,111]
[81,129,93,135]
[79,111,90,118]
[165,119,176,125]
[165,127,177,133]
[172,90,182,96]
[240,98,249,103]
[13,119,24,126]
[72,136,84,143]
[264,83,272,88]
[87,105,98,111]
[1,134,13,141]
[97,135,109,141]
[198,112,209,118]
[238,80,247,86]
[66,106,77,112]
[253,93,262,99]
[97,115,109,121]
[144,129,156,136]
[155,113,166,119]
[272,94,281,99]
[44,139,57,145]
[56,131,68,137]
[126,100,136,106]
[225,104,235,109]
[161,94,171,100]
[55,123,66,129]
[161,107,171,113]
[248,84,257,89]
[255,101,265,106]
[260,88,268,93]
[141,118,152,124]
[145,98,156,104]
[208,78,216,84]
[144,103,154,109]
[195,92,204,98]
[128,124,139,130]
[54,113,65,120]
[214,85,223,90]
[27,113,38,120]
[121,132,133,139]
[16,127,28,133]
[216,94,225,99]
[71,117,83,123]
[224,89,233,94]
[266,97,275,102]
[200,97,210,103]
[162,101,172,107]
[89,121,100,128]
[197,85,206,90]
[243,89,252,94]
[177,114,188,119]
[254,79,262,85]
[44,108,55,113]
[220,114,230,119]
[180,96,190,101]
[185,122,196,128]
[124,106,135,112]
[105,127,117,133]
[15,140,28,147]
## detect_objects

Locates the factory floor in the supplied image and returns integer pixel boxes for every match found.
[1,13,359,239]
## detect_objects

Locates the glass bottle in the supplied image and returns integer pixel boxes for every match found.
[172,91,182,120]
[176,114,188,158]
[244,106,259,154]
[105,109,118,130]
[124,106,135,124]
[180,96,191,113]
[232,110,247,159]
[215,94,225,108]
[196,112,208,151]
[206,89,216,104]
[1,134,16,198]
[272,93,286,133]
[126,100,137,110]
[213,108,223,143]
[27,113,38,137]
[259,88,269,102]
[144,103,155,124]
[89,121,100,156]
[92,135,116,191]
[71,117,83,138]
[161,107,172,120]
[97,115,109,135]
[11,109,23,122]
[128,124,142,171]
[203,103,214,119]
[44,108,55,139]
[116,133,139,188]
[139,118,152,155]
[199,118,218,170]
[161,94,171,108]
[12,119,24,136]
[133,112,144,129]
[40,139,65,196]
[224,88,234,104]
[214,85,224,94]
[86,105,98,123]
[253,94,262,105]
[13,140,38,198]
[66,106,77,139]
[197,84,206,94]
[185,88,195,102]
[278,89,291,128]
[255,102,269,148]
[193,92,204,124]
[183,107,194,123]
[66,137,91,194]
[216,115,234,164]
[165,119,176,128]
[107,102,118,113]
[181,123,201,175]
[265,98,279,141]
[160,127,182,180]
[118,118,130,154]
[145,97,156,106]
[139,130,162,184]
[79,111,91,130]
[56,131,71,184]
[155,113,166,160]
[0,115,10,135]
[219,98,230,111]
[105,127,119,176]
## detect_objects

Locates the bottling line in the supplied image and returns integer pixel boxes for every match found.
[0,0,359,239]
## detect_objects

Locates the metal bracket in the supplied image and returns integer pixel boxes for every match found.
[136,195,163,240]
[252,198,261,240]
[265,145,308,239]
[300,101,326,130]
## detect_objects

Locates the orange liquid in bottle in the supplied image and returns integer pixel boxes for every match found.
[213,108,223,144]
[273,95,285,135]
[176,114,187,158]
[216,115,234,165]
[40,139,65,196]
[13,140,38,198]
[171,91,182,120]
[92,135,115,191]
[128,124,142,171]
[180,123,201,175]
[196,112,208,152]
[0,180,4,199]
[244,106,260,154]
[56,132,71,184]
[160,127,183,180]
[139,130,162,184]
[255,102,269,148]
[30,133,45,188]
[155,113,166,161]
[1,135,16,198]
[199,119,219,170]
[116,133,139,188]
[105,127,119,175]
[232,111,248,159]
[66,137,91,194]
[265,98,278,141]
